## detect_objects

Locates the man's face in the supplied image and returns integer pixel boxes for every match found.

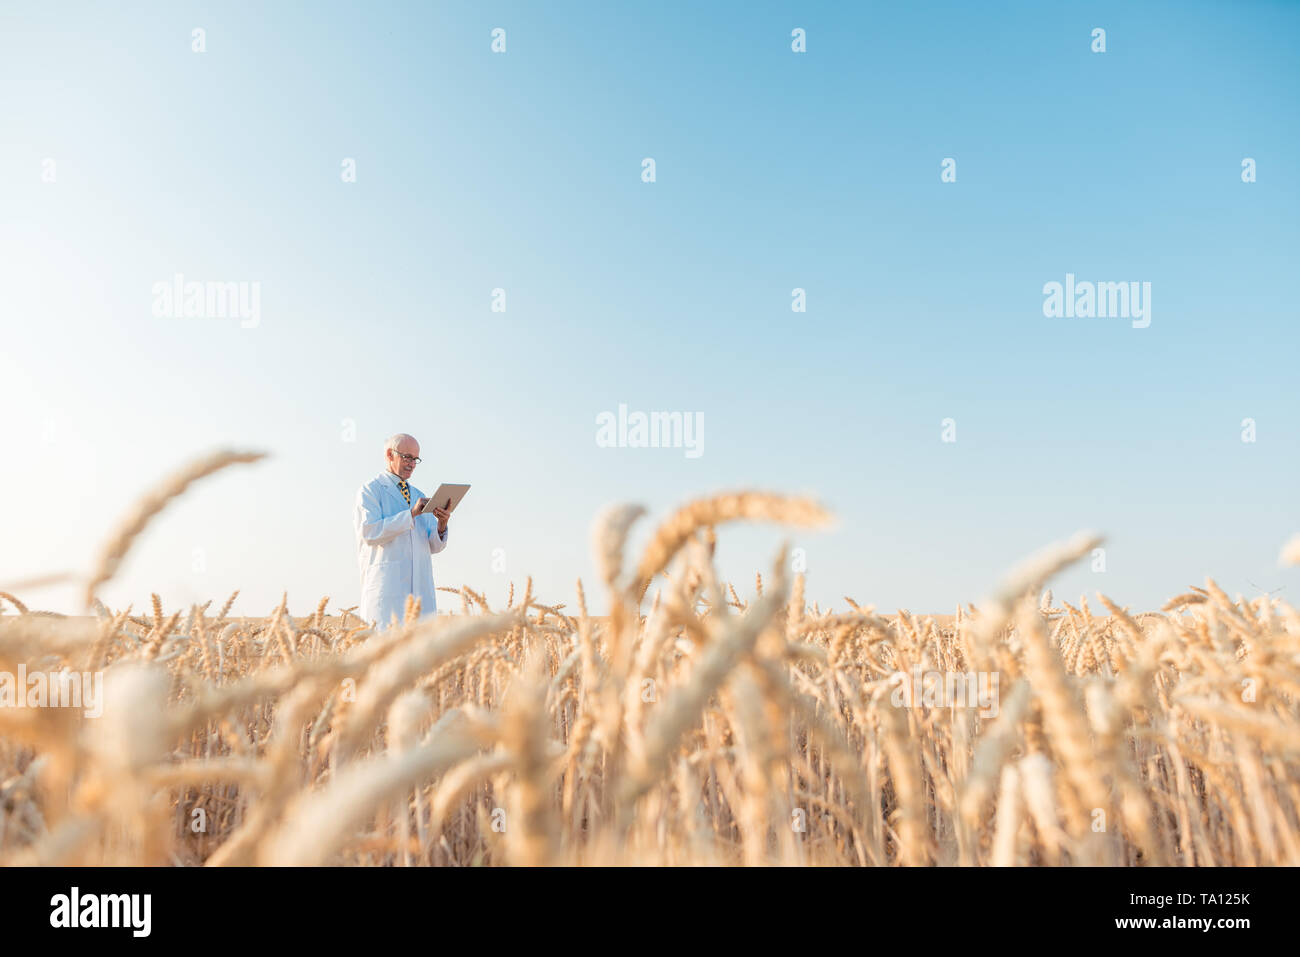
[387,439,420,481]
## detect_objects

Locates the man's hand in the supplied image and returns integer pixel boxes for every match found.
[431,497,451,534]
[412,497,430,518]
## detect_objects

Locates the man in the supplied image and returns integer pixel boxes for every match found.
[354,433,452,628]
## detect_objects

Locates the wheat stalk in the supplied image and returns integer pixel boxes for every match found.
[83,449,266,610]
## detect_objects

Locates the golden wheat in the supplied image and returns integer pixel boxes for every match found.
[1,450,1298,865]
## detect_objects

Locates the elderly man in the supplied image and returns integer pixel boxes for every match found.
[354,433,451,628]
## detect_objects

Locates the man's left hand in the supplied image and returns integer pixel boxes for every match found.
[431,504,450,534]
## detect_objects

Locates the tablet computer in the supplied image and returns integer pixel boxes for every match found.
[416,483,471,516]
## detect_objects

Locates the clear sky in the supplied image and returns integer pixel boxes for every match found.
[2,1,1297,619]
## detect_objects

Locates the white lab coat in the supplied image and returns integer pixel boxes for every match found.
[354,470,449,628]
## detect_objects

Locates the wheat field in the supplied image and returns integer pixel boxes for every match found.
[1,450,1298,866]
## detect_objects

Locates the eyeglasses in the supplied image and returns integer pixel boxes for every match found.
[391,451,421,465]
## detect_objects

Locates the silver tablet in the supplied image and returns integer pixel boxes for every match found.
[416,483,471,516]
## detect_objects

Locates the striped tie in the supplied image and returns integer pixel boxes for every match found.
[397,480,410,505]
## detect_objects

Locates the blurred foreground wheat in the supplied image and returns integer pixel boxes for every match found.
[1,450,1298,865]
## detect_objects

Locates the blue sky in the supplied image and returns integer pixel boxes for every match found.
[1,0,1297,618]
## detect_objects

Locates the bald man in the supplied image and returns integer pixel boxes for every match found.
[353,433,451,628]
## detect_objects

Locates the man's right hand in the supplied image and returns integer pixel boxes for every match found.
[412,497,430,517]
